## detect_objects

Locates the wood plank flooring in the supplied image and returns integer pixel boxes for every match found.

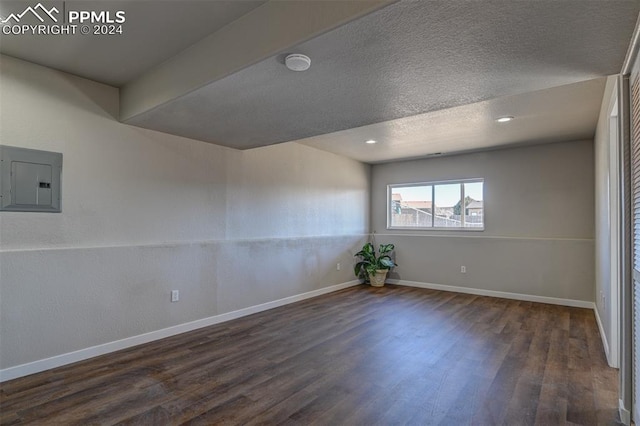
[0,285,620,425]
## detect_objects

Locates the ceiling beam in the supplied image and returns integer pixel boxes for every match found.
[120,0,395,122]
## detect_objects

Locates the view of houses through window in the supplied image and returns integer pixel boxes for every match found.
[388,179,484,229]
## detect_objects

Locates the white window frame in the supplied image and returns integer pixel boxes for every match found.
[387,178,484,231]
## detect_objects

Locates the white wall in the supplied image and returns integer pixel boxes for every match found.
[371,140,595,302]
[0,56,369,373]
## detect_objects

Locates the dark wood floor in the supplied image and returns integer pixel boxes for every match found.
[1,285,619,425]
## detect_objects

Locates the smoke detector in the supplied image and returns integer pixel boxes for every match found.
[285,54,311,72]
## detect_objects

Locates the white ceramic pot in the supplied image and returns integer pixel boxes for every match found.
[370,269,388,287]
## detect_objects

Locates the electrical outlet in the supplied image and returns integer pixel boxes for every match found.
[337,263,341,271]
[461,266,466,273]
[171,290,179,302]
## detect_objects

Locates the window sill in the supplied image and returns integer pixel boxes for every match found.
[386,226,485,232]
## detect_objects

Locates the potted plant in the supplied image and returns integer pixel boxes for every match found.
[354,242,397,287]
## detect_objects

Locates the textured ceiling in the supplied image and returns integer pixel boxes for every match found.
[1,1,638,163]
[125,0,639,152]
[0,0,267,86]
[298,78,607,163]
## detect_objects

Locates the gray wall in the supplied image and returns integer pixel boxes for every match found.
[0,56,369,370]
[371,140,595,301]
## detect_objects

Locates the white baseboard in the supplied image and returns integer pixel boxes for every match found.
[387,279,596,309]
[0,280,361,383]
[619,398,631,425]
[593,306,612,367]
[0,279,599,382]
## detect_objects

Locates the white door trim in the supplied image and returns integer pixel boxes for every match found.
[609,78,621,368]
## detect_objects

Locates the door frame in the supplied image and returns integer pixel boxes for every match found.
[609,78,621,369]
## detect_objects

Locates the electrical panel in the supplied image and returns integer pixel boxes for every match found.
[0,145,62,212]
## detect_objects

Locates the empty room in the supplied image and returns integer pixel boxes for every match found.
[2,0,640,424]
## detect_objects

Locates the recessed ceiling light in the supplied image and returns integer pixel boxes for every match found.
[496,116,514,123]
[285,54,311,71]
[365,139,377,144]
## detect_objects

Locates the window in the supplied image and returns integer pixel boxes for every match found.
[388,179,484,230]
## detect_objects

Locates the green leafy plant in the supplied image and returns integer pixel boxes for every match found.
[354,242,397,281]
